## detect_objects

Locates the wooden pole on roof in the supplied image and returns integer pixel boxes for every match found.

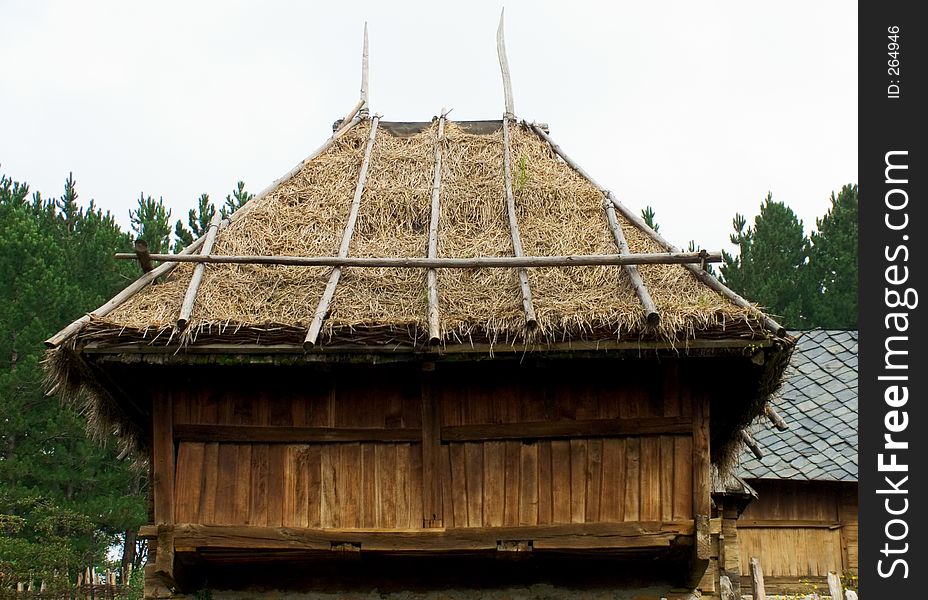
[530,122,658,327]
[497,9,515,119]
[45,105,365,349]
[526,121,787,338]
[305,116,381,347]
[764,404,789,431]
[502,118,538,329]
[177,211,222,330]
[426,110,447,344]
[359,22,369,117]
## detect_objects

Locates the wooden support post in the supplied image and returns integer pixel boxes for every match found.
[177,211,222,330]
[749,557,766,600]
[133,240,154,273]
[152,393,175,525]
[420,363,443,527]
[502,118,537,328]
[827,571,844,600]
[691,393,711,587]
[603,200,659,326]
[426,112,447,344]
[305,116,380,347]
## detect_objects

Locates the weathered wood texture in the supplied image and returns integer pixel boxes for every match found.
[738,480,857,587]
[163,361,700,534]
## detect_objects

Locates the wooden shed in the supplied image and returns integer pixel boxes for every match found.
[44,28,795,600]
[735,330,858,596]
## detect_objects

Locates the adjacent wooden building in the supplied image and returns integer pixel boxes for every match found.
[44,32,795,599]
[736,330,858,596]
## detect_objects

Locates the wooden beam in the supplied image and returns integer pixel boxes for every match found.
[740,429,764,460]
[496,9,515,118]
[173,424,420,444]
[426,112,447,344]
[153,528,176,591]
[502,118,537,329]
[750,557,766,600]
[764,404,789,431]
[420,364,443,527]
[441,416,693,442]
[305,116,380,347]
[177,211,222,330]
[115,250,721,269]
[145,520,694,554]
[526,121,786,338]
[46,105,365,349]
[604,200,659,327]
[359,23,369,116]
[152,393,175,525]
[738,519,844,529]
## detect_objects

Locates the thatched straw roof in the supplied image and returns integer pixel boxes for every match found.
[55,118,780,350]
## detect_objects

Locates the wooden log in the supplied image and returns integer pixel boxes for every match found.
[765,404,789,431]
[741,429,764,460]
[133,239,154,273]
[46,106,365,348]
[502,118,537,328]
[750,557,766,600]
[526,121,786,337]
[115,250,721,269]
[441,416,693,442]
[426,112,447,343]
[604,200,659,326]
[173,424,420,444]
[359,23,369,116]
[305,116,380,347]
[496,9,515,118]
[177,211,222,330]
[827,571,844,600]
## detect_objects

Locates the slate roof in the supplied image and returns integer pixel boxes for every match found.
[739,329,858,482]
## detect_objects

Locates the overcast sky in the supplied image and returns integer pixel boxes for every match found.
[1,1,857,252]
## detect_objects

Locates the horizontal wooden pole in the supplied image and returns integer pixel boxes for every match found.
[441,416,693,442]
[173,424,421,444]
[142,521,694,553]
[114,250,721,269]
[738,519,843,529]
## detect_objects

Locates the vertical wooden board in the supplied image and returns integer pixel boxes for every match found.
[672,436,693,520]
[253,392,270,426]
[232,395,254,425]
[375,444,397,528]
[302,445,322,528]
[174,442,205,523]
[395,443,413,529]
[282,445,298,527]
[482,441,505,527]
[551,440,571,523]
[464,442,484,527]
[290,394,308,427]
[639,437,661,521]
[233,445,252,524]
[596,386,621,420]
[599,439,620,522]
[679,386,693,418]
[569,439,587,523]
[420,375,442,526]
[338,443,362,528]
[306,387,330,427]
[585,439,603,523]
[519,442,538,525]
[269,396,293,427]
[198,443,219,524]
[447,443,467,527]
[214,444,237,525]
[152,393,174,525]
[360,444,377,528]
[320,445,337,528]
[402,389,421,429]
[623,437,640,521]
[503,441,521,526]
[249,444,269,527]
[172,392,190,425]
[265,444,286,527]
[520,382,546,422]
[536,441,553,524]
[217,395,234,425]
[660,436,674,521]
[573,383,597,421]
[408,442,424,529]
[439,444,454,529]
[692,394,711,520]
[197,390,219,424]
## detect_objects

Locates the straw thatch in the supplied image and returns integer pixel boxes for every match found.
[67,119,770,349]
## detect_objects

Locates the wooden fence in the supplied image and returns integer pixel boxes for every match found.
[738,557,859,600]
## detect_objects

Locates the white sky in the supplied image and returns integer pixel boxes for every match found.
[1,1,857,252]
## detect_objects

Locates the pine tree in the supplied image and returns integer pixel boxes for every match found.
[129,193,172,254]
[174,193,216,252]
[807,184,858,328]
[220,181,253,219]
[720,193,811,328]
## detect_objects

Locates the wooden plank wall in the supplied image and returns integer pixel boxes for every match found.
[168,361,697,530]
[737,480,855,580]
